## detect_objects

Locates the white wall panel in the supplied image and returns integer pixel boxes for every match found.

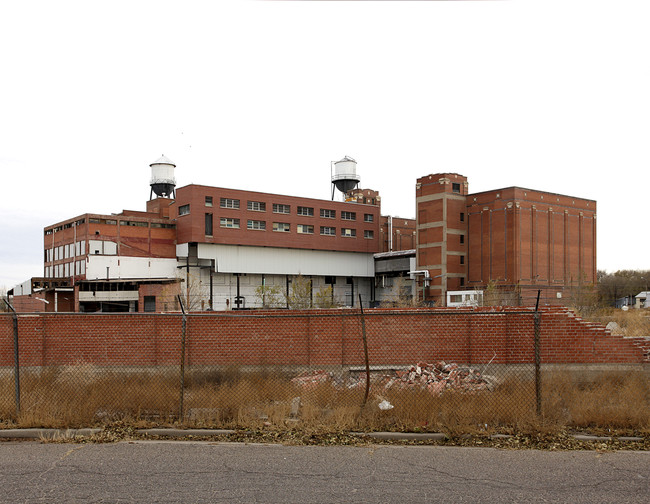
[194,243,374,277]
[86,257,177,280]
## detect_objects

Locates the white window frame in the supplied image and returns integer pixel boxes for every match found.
[247,201,266,212]
[273,222,290,232]
[297,224,314,234]
[273,203,290,214]
[220,198,240,209]
[247,220,266,230]
[220,217,240,229]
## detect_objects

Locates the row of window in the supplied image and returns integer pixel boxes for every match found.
[45,219,87,235]
[186,199,375,222]
[205,215,374,238]
[45,260,86,279]
[45,241,87,262]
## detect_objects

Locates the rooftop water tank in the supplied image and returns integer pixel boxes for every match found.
[149,155,176,199]
[331,155,360,199]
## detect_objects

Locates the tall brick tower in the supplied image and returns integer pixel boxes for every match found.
[415,174,468,305]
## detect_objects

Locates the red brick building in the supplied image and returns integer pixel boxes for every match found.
[9,160,596,312]
[416,173,597,306]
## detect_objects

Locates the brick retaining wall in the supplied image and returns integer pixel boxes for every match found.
[0,307,647,367]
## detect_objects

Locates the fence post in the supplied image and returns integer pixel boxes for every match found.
[177,295,186,423]
[3,299,20,417]
[534,290,541,416]
[358,294,370,408]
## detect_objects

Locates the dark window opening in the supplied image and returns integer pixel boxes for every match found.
[144,296,156,312]
[460,234,465,244]
[460,255,465,265]
[460,212,465,222]
[452,183,461,193]
[205,213,213,235]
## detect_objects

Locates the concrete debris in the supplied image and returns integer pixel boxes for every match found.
[378,399,394,410]
[291,361,496,396]
[383,361,496,395]
[290,397,302,418]
[290,370,332,388]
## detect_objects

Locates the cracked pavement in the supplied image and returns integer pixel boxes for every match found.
[1,441,648,503]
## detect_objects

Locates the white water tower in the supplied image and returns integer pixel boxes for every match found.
[149,155,176,199]
[331,155,361,200]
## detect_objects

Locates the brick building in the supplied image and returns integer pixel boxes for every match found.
[9,161,596,312]
[416,173,597,306]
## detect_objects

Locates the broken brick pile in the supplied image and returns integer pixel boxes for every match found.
[382,361,495,395]
[291,361,495,396]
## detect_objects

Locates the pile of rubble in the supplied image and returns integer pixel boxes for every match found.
[382,361,495,395]
[290,370,333,389]
[291,361,495,396]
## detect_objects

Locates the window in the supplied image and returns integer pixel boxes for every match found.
[247,220,266,230]
[452,183,461,193]
[88,218,101,224]
[460,255,465,265]
[297,224,314,234]
[151,223,176,229]
[325,276,336,285]
[460,278,465,287]
[460,234,465,244]
[273,203,290,214]
[220,217,240,229]
[273,222,290,232]
[341,211,356,221]
[320,226,336,236]
[364,230,374,239]
[205,213,213,235]
[144,296,156,313]
[105,219,117,225]
[220,198,240,209]
[205,196,213,207]
[364,213,374,223]
[460,212,465,222]
[320,209,336,219]
[119,220,148,227]
[297,206,314,217]
[247,201,266,212]
[341,228,356,238]
[179,204,190,216]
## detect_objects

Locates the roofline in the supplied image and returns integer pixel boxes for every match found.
[468,186,596,204]
[176,184,381,207]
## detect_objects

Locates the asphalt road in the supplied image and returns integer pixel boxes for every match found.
[0,440,648,503]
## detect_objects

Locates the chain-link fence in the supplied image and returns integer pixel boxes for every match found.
[1,307,648,433]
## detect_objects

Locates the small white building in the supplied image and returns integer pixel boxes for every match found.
[447,290,484,307]
[634,291,650,309]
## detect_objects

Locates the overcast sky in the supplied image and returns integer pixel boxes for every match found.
[1,0,648,290]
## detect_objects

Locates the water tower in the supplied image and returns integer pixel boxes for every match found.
[331,155,361,200]
[149,155,176,199]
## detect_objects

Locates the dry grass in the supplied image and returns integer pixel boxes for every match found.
[0,366,648,435]
[579,307,650,337]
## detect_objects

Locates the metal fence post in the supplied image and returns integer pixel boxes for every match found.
[358,294,370,408]
[177,295,186,422]
[534,290,541,416]
[3,299,20,417]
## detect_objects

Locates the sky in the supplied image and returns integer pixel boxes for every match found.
[1,0,649,290]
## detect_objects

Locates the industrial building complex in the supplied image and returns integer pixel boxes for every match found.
[9,156,596,312]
